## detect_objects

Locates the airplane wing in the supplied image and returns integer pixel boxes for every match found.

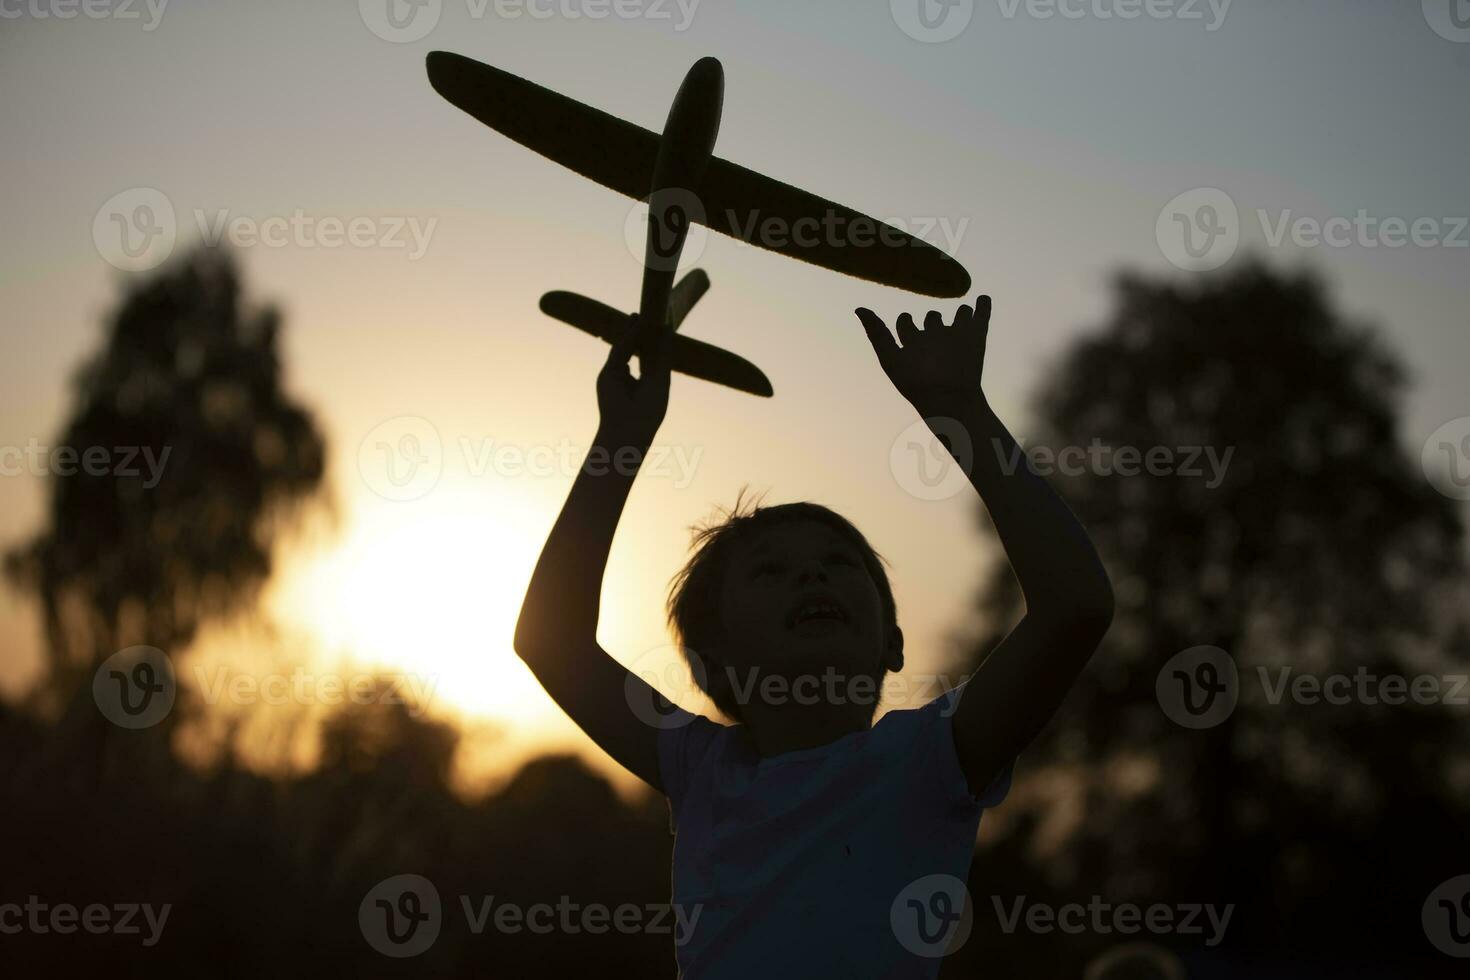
[427,51,971,298]
[539,288,774,397]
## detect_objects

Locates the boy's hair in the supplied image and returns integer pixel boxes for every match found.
[664,487,898,721]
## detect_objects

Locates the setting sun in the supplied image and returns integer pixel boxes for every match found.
[275,486,553,728]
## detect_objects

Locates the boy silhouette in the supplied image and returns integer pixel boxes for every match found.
[514,295,1114,977]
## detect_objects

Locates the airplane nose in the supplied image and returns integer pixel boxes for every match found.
[690,57,724,85]
[672,57,724,134]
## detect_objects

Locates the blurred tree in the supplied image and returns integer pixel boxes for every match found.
[0,247,686,978]
[952,261,1470,964]
[5,246,327,716]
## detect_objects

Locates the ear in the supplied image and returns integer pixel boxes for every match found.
[882,624,904,673]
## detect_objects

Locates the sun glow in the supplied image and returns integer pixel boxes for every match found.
[275,486,555,728]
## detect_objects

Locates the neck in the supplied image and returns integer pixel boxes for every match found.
[740,694,873,757]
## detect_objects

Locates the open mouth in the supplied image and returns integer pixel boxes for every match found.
[785,595,850,632]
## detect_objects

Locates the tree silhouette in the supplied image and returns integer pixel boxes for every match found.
[0,247,690,978]
[953,260,1470,969]
[5,247,327,716]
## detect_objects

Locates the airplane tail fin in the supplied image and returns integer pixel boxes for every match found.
[668,268,710,331]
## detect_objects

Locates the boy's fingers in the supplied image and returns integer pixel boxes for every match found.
[955,304,974,329]
[896,312,921,347]
[924,310,944,331]
[855,308,899,367]
[606,316,639,367]
[974,294,992,330]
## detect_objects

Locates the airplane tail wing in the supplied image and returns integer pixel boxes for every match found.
[539,279,773,397]
[669,333,774,398]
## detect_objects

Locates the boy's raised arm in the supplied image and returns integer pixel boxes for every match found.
[857,297,1115,796]
[513,317,676,793]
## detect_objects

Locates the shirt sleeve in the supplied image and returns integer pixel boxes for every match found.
[656,708,725,831]
[921,683,1016,810]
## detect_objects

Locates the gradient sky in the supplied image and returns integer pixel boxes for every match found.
[2,0,1467,787]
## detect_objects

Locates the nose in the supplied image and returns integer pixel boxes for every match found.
[796,558,828,585]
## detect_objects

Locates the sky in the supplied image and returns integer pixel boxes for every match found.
[2,0,1467,790]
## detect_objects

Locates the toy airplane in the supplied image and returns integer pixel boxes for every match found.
[426,52,972,398]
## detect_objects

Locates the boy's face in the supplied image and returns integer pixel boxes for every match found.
[712,519,903,707]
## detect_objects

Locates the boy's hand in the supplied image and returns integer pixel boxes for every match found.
[855,295,990,414]
[596,314,673,448]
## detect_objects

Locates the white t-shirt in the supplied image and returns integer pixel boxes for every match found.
[658,685,1013,979]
